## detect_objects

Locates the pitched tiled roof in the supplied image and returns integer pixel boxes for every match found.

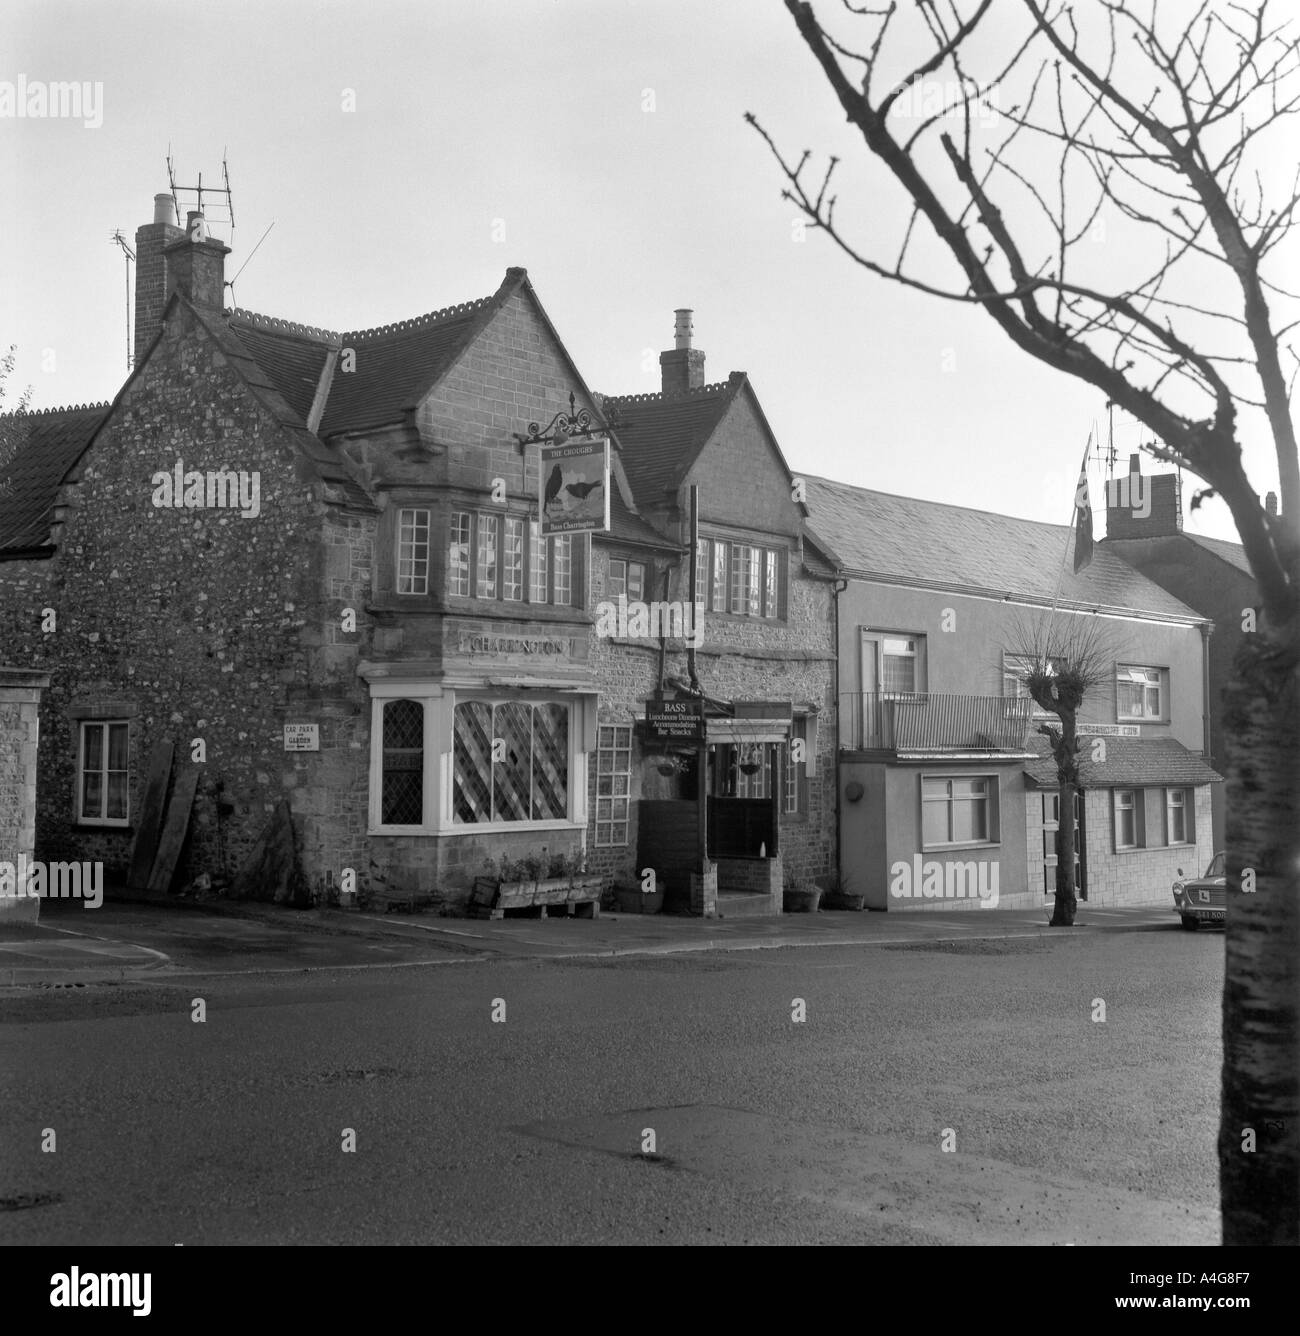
[226,318,333,423]
[604,379,742,500]
[1186,533,1253,577]
[0,403,109,552]
[804,475,1203,621]
[228,277,516,438]
[1024,734,1222,787]
[607,486,676,549]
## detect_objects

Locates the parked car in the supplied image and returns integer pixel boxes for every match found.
[1172,852,1226,930]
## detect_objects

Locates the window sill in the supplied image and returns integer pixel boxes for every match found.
[370,819,584,837]
[71,822,133,834]
[920,842,1000,854]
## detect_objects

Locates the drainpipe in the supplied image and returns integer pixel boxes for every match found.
[1199,621,1213,763]
[688,485,701,692]
[832,575,848,888]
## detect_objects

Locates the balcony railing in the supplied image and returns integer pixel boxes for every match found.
[841,692,1034,752]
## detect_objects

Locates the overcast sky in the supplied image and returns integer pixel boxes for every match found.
[4,0,1292,543]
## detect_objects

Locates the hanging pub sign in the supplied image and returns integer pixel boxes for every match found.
[540,437,610,535]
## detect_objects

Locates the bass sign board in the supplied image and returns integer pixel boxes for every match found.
[645,698,704,742]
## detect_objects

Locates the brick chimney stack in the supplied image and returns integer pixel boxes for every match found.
[133,192,183,363]
[163,210,231,313]
[660,308,706,395]
[1105,453,1183,539]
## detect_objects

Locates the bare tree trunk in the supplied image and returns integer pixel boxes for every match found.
[1219,632,1300,1244]
[1052,775,1078,928]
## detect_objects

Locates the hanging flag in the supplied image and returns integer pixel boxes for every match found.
[1072,440,1094,573]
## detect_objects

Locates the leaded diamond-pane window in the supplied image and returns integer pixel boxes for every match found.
[453,700,570,825]
[453,700,493,824]
[382,699,424,825]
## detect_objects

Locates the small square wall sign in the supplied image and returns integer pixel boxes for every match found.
[284,723,319,751]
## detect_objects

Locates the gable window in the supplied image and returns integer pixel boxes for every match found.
[448,511,578,606]
[595,725,633,846]
[453,699,569,824]
[922,776,995,847]
[696,537,785,618]
[1114,788,1142,849]
[396,508,431,595]
[1117,665,1165,721]
[78,721,129,825]
[381,699,424,826]
[608,558,646,602]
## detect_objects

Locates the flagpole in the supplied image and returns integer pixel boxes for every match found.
[1048,428,1094,624]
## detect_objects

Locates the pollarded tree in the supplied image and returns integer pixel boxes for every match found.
[1007,612,1123,926]
[749,0,1299,1244]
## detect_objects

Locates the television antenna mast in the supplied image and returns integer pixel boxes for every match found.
[110,230,135,370]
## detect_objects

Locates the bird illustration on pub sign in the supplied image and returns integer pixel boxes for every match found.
[543,460,605,524]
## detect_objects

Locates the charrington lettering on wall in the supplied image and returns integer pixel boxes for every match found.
[458,633,573,656]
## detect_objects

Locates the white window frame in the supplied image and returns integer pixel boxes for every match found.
[1165,786,1193,845]
[396,507,431,596]
[698,537,785,618]
[1002,652,1056,718]
[595,724,633,846]
[367,683,590,835]
[449,510,578,606]
[920,774,997,849]
[1113,788,1141,850]
[77,720,130,827]
[1117,664,1165,722]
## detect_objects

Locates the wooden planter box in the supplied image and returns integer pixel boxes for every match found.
[470,874,606,919]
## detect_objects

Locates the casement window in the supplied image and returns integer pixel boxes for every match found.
[695,538,709,607]
[881,636,918,695]
[1117,665,1165,721]
[922,775,996,848]
[696,537,785,618]
[552,533,572,605]
[396,508,431,595]
[449,512,471,596]
[78,721,130,825]
[503,517,524,601]
[448,511,578,606]
[1113,788,1142,849]
[595,725,633,846]
[1165,787,1193,844]
[781,716,809,815]
[608,558,646,602]
[381,699,424,825]
[717,743,772,799]
[1002,653,1057,716]
[453,700,569,824]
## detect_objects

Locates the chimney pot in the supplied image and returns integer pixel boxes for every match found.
[673,309,694,350]
[1129,452,1141,473]
[1266,491,1279,516]
[153,192,177,225]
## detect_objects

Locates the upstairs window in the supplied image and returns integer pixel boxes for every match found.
[697,537,785,618]
[396,508,431,595]
[1117,665,1165,721]
[448,511,578,606]
[609,558,646,602]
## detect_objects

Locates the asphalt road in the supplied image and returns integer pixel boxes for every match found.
[0,927,1223,1245]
